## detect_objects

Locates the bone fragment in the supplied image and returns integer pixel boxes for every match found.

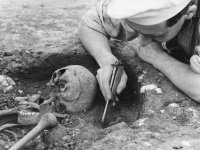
[14,97,27,102]
[4,130,18,142]
[53,112,68,118]
[18,101,40,110]
[27,91,41,103]
[9,113,57,150]
[0,124,19,132]
[0,133,10,142]
[0,75,15,93]
[42,92,56,105]
[0,108,18,117]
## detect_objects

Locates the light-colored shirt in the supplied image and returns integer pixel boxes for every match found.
[81,0,198,58]
[82,0,138,41]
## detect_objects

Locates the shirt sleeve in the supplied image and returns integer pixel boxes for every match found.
[81,0,138,41]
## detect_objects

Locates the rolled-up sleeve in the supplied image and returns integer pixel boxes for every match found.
[81,0,138,41]
[82,7,109,37]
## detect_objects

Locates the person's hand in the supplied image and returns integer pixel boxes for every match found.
[96,64,127,101]
[190,46,200,74]
[135,38,165,66]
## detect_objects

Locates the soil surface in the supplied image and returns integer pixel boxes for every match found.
[0,0,200,150]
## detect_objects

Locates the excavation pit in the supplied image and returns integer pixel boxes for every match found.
[0,53,144,149]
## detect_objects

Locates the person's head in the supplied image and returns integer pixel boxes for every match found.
[107,0,197,43]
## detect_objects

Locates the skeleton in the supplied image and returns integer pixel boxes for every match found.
[0,65,97,149]
[0,92,59,150]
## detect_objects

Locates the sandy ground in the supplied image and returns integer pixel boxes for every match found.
[0,0,200,150]
[0,0,96,8]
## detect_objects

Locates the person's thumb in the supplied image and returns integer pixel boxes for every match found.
[116,72,128,94]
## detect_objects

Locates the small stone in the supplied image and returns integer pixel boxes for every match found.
[140,84,162,94]
[4,145,10,149]
[34,84,40,88]
[169,103,179,108]
[143,70,147,74]
[3,86,14,93]
[160,110,165,113]
[62,135,71,142]
[0,75,16,93]
[18,89,23,94]
[54,142,58,146]
[157,79,161,83]
[148,110,154,113]
[138,74,144,82]
[134,118,148,127]
[158,73,164,77]
[25,50,30,54]
[143,142,152,146]
[154,88,162,94]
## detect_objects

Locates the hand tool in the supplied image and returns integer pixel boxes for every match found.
[101,61,124,123]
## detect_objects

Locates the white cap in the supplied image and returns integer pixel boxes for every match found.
[107,0,191,25]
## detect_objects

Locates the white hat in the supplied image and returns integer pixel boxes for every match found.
[107,0,191,25]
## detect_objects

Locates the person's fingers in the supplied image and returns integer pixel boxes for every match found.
[195,46,200,55]
[96,66,127,101]
[190,63,200,74]
[114,95,119,102]
[96,69,106,98]
[191,55,200,70]
[190,55,200,73]
[116,71,128,94]
[196,54,200,64]
[102,66,113,100]
[96,67,112,101]
[190,55,197,71]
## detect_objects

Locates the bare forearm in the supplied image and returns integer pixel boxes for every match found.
[153,51,200,101]
[79,23,118,67]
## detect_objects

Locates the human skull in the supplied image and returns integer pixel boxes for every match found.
[50,65,97,113]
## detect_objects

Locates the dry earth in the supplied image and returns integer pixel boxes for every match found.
[0,0,200,150]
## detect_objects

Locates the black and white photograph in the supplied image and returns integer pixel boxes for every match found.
[0,0,200,149]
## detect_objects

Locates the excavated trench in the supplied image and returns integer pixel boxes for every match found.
[0,49,144,149]
[11,53,144,128]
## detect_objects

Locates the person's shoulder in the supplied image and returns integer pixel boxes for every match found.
[96,0,110,13]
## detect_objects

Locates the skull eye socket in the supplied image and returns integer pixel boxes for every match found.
[55,102,67,113]
[58,69,66,76]
[52,72,58,82]
[52,69,66,82]
[52,72,56,79]
[58,80,67,89]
